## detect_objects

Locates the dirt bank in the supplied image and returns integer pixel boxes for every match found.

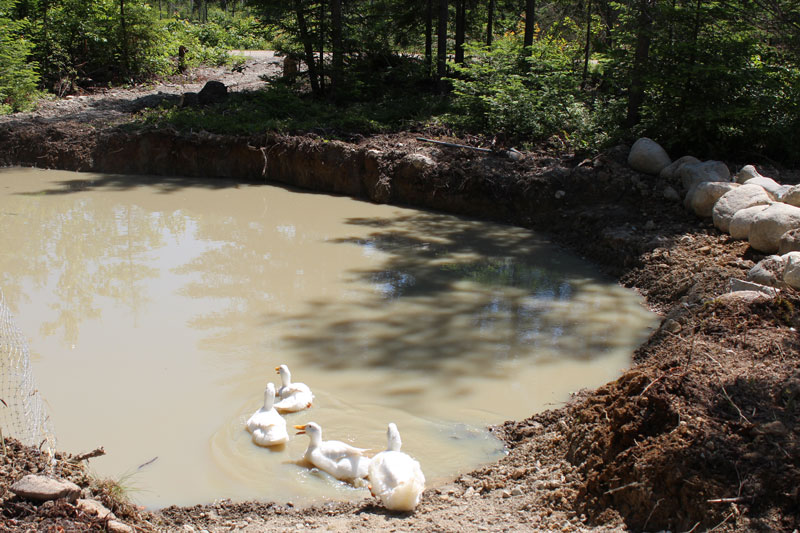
[1,59,799,532]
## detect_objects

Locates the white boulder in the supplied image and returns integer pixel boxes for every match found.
[712,184,773,233]
[729,204,770,240]
[734,165,763,184]
[680,160,731,191]
[628,138,671,175]
[744,176,782,197]
[684,181,739,218]
[782,252,800,290]
[749,202,800,253]
[659,155,700,180]
[776,184,800,207]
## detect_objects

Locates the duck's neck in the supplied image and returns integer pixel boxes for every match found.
[263,388,274,410]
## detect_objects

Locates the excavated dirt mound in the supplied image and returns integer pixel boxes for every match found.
[1,59,799,532]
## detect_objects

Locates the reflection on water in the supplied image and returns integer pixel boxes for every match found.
[0,167,658,508]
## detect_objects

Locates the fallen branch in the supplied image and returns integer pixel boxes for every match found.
[71,446,105,462]
[604,481,641,495]
[707,496,749,503]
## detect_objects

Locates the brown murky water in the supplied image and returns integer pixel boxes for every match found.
[0,167,658,508]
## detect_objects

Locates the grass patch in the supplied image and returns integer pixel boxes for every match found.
[135,80,450,138]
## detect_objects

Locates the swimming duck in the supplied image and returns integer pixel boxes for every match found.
[275,364,314,413]
[368,423,425,511]
[245,382,288,447]
[294,422,371,482]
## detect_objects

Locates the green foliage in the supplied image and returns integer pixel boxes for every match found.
[447,33,595,146]
[0,0,39,113]
[135,79,448,137]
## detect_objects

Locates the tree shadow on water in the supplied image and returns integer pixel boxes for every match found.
[258,212,650,380]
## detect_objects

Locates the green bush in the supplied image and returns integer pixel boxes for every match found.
[447,32,597,147]
[0,0,39,113]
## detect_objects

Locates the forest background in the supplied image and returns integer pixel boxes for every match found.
[1,0,798,164]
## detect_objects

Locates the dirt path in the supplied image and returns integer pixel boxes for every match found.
[1,59,799,532]
[0,55,281,128]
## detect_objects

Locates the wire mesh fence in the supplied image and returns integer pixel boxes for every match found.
[0,287,57,457]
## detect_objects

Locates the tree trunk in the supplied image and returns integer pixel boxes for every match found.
[455,0,466,63]
[319,0,325,94]
[425,0,433,74]
[293,0,321,95]
[523,0,536,49]
[331,0,343,94]
[486,0,494,46]
[120,0,129,78]
[582,0,592,85]
[437,0,447,82]
[625,0,652,126]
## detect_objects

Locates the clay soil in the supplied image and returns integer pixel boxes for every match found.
[1,58,799,532]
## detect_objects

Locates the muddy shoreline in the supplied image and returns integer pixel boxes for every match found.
[2,62,799,532]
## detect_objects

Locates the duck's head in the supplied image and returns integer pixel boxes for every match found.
[294,422,322,444]
[386,422,402,452]
[275,364,291,384]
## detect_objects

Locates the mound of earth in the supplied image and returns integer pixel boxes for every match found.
[1,58,799,532]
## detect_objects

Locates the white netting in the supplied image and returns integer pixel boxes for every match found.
[0,288,56,456]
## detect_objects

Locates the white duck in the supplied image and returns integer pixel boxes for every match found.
[245,382,288,447]
[274,364,314,413]
[368,423,425,511]
[294,422,371,482]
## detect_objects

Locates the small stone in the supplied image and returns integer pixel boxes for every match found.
[464,486,477,498]
[500,489,512,498]
[555,190,566,199]
[779,228,800,254]
[405,153,435,171]
[729,278,778,296]
[107,520,134,533]
[10,475,81,503]
[77,498,116,520]
[748,255,788,287]
[663,319,681,333]
[663,186,680,202]
[182,525,196,532]
[511,487,524,496]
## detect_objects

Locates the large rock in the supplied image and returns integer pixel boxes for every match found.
[744,176,782,197]
[776,184,800,207]
[684,181,739,218]
[749,202,800,253]
[10,475,81,503]
[734,164,763,184]
[779,228,800,254]
[680,160,731,191]
[659,155,700,180]
[712,184,773,233]
[197,80,227,105]
[628,138,671,175]
[747,255,787,287]
[782,252,800,290]
[729,204,770,240]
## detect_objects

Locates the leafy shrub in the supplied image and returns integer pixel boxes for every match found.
[0,0,39,112]
[447,33,595,147]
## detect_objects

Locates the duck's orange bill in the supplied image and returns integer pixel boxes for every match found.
[294,424,306,434]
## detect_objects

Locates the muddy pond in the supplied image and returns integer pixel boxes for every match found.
[0,167,658,508]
